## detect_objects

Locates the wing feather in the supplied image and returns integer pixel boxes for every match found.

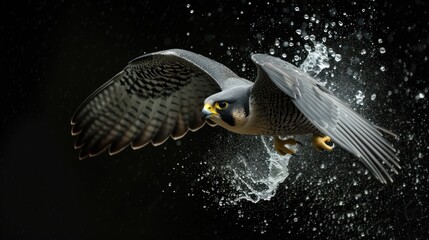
[131,102,161,149]
[171,92,191,139]
[71,49,238,159]
[251,54,400,183]
[152,94,181,145]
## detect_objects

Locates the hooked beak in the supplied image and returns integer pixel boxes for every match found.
[201,103,218,120]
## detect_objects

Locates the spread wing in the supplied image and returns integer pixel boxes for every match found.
[71,49,238,159]
[251,54,400,183]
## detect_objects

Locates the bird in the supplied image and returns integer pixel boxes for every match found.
[71,48,400,184]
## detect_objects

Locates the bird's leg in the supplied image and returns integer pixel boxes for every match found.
[312,134,334,151]
[273,136,301,156]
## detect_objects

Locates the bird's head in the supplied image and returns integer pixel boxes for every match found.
[201,86,250,130]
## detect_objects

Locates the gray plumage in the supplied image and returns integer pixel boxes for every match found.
[71,48,400,183]
[72,49,232,156]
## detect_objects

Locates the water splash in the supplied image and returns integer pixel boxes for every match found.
[225,136,294,203]
[300,42,331,82]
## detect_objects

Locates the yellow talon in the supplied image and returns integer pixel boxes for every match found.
[274,136,300,156]
[312,134,334,151]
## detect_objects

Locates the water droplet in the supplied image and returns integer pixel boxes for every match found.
[379,47,386,54]
[378,38,383,43]
[304,14,309,19]
[329,8,337,17]
[269,48,275,55]
[190,9,194,14]
[355,90,365,105]
[415,93,425,100]
[274,39,280,46]
[304,44,312,51]
[293,217,298,222]
[380,66,386,71]
[186,3,191,8]
[281,53,287,58]
[371,94,376,101]
[296,29,302,35]
[360,49,367,55]
[294,6,300,11]
[294,55,300,61]
[334,54,342,62]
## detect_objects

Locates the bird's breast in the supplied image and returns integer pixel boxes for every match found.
[241,95,318,136]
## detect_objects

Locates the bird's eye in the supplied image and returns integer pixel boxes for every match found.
[215,101,229,110]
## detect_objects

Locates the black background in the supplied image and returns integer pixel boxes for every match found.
[1,0,428,239]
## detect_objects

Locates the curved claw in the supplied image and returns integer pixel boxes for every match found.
[274,136,299,156]
[312,135,334,151]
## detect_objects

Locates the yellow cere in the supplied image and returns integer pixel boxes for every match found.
[204,103,218,114]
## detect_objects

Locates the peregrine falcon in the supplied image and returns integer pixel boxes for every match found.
[71,49,400,183]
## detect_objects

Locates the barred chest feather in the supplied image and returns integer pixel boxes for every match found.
[241,93,319,136]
